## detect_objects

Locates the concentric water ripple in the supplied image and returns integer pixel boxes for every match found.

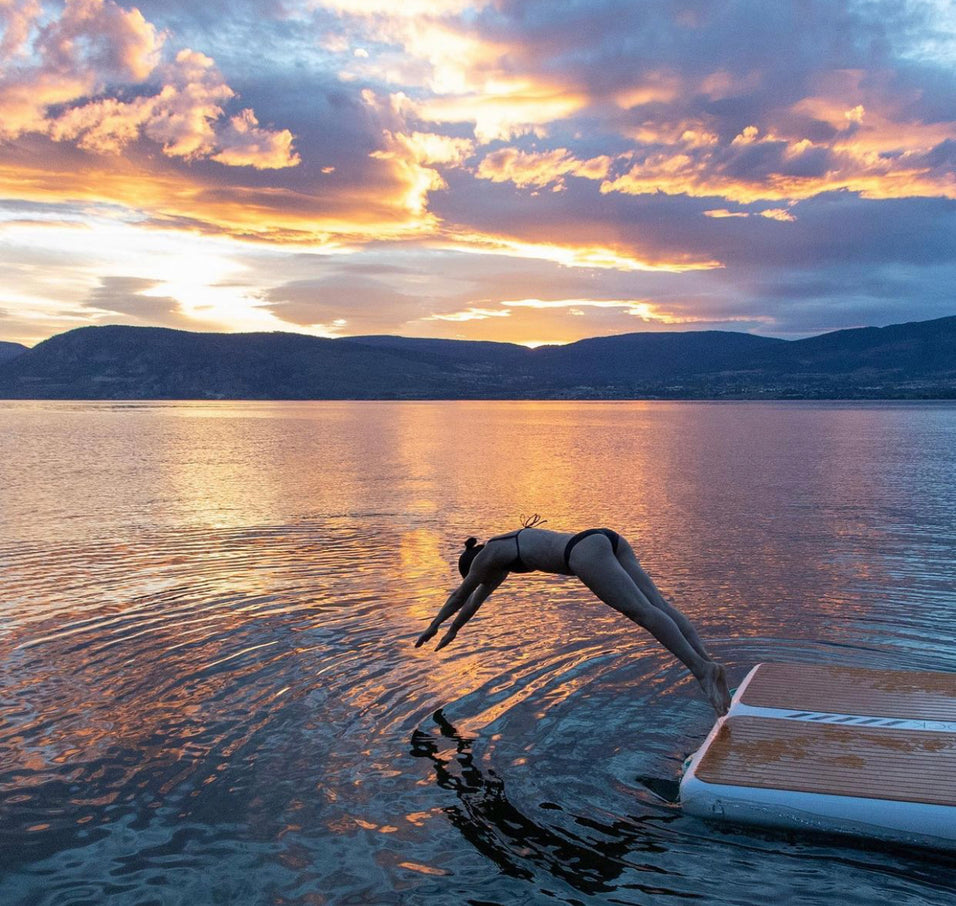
[2,400,956,905]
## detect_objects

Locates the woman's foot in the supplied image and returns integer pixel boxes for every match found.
[699,661,731,716]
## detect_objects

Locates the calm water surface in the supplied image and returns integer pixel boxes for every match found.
[2,400,956,905]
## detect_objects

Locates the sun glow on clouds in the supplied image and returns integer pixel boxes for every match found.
[412,294,721,346]
[503,299,716,328]
[1,0,955,345]
[600,122,956,204]
[370,127,474,215]
[427,306,510,322]
[415,84,589,144]
[436,232,723,273]
[318,0,579,142]
[704,207,795,221]
[506,299,668,318]
[421,297,702,341]
[476,148,614,191]
[0,214,310,340]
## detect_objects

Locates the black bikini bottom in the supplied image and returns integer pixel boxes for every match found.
[563,528,621,573]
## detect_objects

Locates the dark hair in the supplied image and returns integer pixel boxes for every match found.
[458,536,484,578]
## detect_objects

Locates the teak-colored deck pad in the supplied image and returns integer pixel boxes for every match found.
[739,663,956,721]
[694,715,956,807]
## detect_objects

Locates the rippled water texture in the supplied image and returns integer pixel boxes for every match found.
[2,400,956,905]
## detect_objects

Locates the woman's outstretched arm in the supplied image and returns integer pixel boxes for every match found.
[415,572,482,647]
[434,573,506,650]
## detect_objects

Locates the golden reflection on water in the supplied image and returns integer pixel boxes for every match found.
[399,529,442,580]
[1,403,940,688]
[2,401,956,904]
[64,403,922,644]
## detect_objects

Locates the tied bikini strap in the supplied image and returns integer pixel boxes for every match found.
[510,514,546,572]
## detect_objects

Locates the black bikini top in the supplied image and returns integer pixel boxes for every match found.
[492,514,547,573]
[488,528,535,573]
[509,529,536,573]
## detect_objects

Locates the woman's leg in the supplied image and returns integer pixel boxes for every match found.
[570,535,730,714]
[615,538,713,661]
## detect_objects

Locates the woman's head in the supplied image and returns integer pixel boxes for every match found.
[458,537,484,577]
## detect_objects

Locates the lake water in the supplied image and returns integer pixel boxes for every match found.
[2,400,956,905]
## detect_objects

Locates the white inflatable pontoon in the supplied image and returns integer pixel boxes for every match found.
[680,663,956,850]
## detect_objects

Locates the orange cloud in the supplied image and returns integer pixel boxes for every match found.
[414,81,589,143]
[0,0,163,139]
[601,118,956,203]
[703,207,796,222]
[0,70,92,138]
[426,306,511,322]
[476,147,613,190]
[3,131,669,273]
[627,119,720,148]
[600,61,956,206]
[436,230,723,273]
[614,71,682,108]
[323,3,595,145]
[211,110,300,171]
[793,94,954,152]
[370,130,474,215]
[759,207,796,222]
[505,298,666,317]
[0,1,298,169]
[328,4,515,109]
[0,149,435,249]
[40,0,163,81]
[407,294,736,346]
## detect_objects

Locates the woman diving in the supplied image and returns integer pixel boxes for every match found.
[415,517,731,715]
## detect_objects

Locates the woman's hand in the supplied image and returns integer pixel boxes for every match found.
[414,627,437,648]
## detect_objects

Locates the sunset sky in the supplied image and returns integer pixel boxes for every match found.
[1,0,955,347]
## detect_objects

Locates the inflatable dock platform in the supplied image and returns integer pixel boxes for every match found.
[680,663,956,850]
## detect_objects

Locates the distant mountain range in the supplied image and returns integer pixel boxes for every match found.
[1,316,954,399]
